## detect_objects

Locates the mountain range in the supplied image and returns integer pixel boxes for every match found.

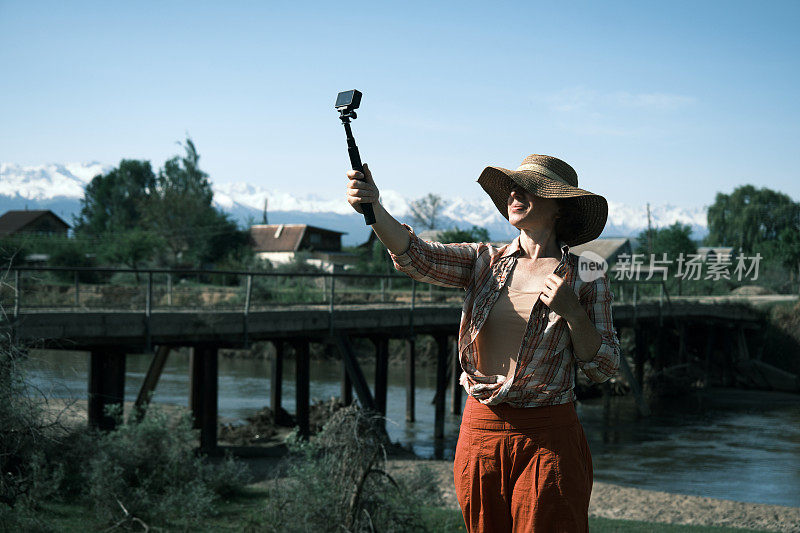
[0,162,709,246]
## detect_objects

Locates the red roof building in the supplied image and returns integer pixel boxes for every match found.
[250,224,358,272]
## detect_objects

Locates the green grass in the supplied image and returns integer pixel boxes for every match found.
[588,516,774,533]
[421,508,774,533]
[28,492,775,532]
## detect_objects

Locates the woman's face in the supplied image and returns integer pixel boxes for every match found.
[507,185,560,231]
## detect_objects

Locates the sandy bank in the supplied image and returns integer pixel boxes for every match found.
[382,459,800,533]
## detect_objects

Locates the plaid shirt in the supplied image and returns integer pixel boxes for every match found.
[389,224,621,407]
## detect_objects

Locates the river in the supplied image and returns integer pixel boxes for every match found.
[23,349,800,508]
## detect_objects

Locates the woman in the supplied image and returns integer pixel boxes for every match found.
[345,154,621,533]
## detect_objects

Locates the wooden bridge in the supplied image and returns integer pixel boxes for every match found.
[4,266,798,455]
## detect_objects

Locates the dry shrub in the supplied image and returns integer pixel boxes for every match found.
[0,335,91,532]
[86,405,250,529]
[251,405,442,532]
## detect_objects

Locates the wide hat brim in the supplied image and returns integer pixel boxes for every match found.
[477,165,608,247]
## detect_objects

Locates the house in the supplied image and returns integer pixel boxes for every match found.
[569,238,632,265]
[697,246,735,262]
[0,209,70,238]
[250,224,358,272]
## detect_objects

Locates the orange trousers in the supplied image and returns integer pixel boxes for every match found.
[453,395,592,533]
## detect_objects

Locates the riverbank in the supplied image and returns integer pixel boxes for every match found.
[37,399,800,532]
[241,455,800,532]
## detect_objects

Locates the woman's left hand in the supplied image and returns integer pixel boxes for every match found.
[541,273,582,322]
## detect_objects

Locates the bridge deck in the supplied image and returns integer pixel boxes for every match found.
[6,296,784,349]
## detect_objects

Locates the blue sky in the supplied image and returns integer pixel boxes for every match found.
[1,0,798,208]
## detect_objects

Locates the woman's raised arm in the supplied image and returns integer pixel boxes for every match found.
[345,164,481,289]
[345,163,410,255]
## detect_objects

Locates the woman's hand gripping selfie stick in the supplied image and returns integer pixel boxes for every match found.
[336,89,376,225]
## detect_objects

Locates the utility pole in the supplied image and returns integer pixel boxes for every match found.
[646,202,654,256]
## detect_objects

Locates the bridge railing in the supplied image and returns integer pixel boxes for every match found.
[614,278,671,305]
[1,266,678,318]
[1,266,467,318]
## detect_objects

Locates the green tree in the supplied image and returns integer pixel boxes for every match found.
[46,235,101,282]
[142,138,248,267]
[73,160,157,235]
[0,236,32,270]
[72,160,161,269]
[774,227,800,283]
[351,239,392,275]
[635,222,697,258]
[706,185,800,253]
[438,225,490,244]
[99,228,165,274]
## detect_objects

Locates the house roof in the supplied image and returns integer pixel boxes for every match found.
[250,224,345,252]
[697,246,734,260]
[569,238,631,263]
[0,210,70,236]
[697,246,734,253]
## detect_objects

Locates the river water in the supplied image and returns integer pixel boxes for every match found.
[24,350,800,508]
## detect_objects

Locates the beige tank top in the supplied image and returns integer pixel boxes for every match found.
[474,284,541,379]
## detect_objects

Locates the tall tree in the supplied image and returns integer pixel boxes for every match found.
[142,137,247,266]
[73,159,157,235]
[774,227,800,283]
[408,193,445,230]
[438,225,490,244]
[706,185,800,253]
[635,222,697,258]
[635,222,698,279]
[99,228,165,274]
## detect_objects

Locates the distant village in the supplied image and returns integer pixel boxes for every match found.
[0,208,734,274]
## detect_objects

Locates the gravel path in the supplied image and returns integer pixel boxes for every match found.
[384,459,800,533]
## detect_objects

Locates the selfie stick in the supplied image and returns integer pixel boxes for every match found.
[335,90,375,225]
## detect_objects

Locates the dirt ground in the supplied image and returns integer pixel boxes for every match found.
[242,455,800,532]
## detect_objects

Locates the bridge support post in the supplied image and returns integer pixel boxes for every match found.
[634,324,646,393]
[294,339,310,439]
[332,333,377,413]
[451,339,462,415]
[332,339,353,405]
[678,322,687,365]
[189,345,218,453]
[271,340,283,414]
[88,348,126,431]
[406,336,416,422]
[654,321,663,376]
[736,327,751,362]
[373,335,389,420]
[134,345,170,416]
[434,334,448,442]
[341,356,353,405]
[703,325,716,388]
[722,327,735,387]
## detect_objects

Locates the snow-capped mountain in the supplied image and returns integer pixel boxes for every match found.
[0,162,109,200]
[0,162,708,246]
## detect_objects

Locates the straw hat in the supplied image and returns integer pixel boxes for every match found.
[477,154,608,246]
